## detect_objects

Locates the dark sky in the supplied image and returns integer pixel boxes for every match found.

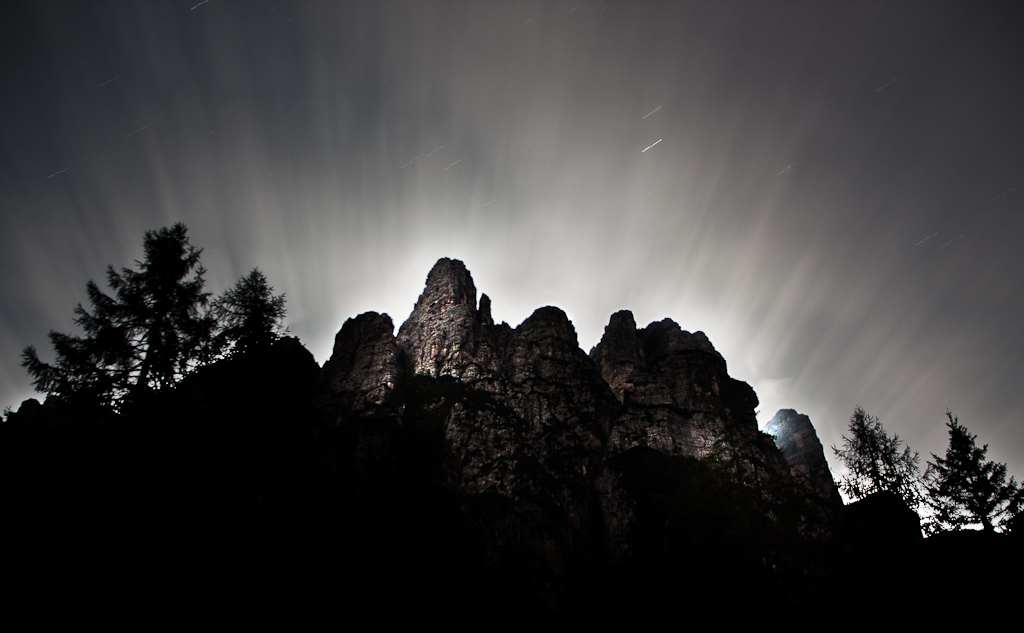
[2,1,1022,481]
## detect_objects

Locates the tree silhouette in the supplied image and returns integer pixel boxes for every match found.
[924,410,1020,533]
[22,223,215,411]
[213,268,286,355]
[832,406,922,508]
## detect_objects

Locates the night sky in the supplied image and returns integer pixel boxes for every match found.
[2,1,1022,481]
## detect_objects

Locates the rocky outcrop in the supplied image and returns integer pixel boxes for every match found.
[316,260,622,602]
[323,261,776,468]
[315,258,835,609]
[319,311,400,420]
[766,409,843,506]
[395,258,480,378]
[590,310,763,458]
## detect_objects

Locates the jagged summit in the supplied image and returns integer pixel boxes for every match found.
[518,305,579,347]
[395,258,485,378]
[641,318,720,363]
[320,311,398,414]
[591,310,722,365]
[414,257,478,310]
[590,309,731,409]
[322,258,836,474]
[311,258,843,610]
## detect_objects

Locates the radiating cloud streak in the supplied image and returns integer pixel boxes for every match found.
[1,1,1022,475]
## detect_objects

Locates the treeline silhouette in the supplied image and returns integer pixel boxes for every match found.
[20,223,286,415]
[833,406,1022,535]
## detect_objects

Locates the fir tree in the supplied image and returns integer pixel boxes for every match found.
[22,223,215,411]
[832,406,922,508]
[925,410,1020,533]
[213,268,286,355]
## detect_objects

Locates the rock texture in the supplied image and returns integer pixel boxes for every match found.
[590,310,763,457]
[319,311,400,419]
[318,260,622,601]
[396,258,484,379]
[765,408,843,506]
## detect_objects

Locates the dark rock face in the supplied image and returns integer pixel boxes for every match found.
[766,408,843,506]
[319,311,399,419]
[316,260,627,603]
[590,310,765,458]
[316,258,833,609]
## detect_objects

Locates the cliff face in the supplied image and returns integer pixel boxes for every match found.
[590,309,763,457]
[316,258,839,609]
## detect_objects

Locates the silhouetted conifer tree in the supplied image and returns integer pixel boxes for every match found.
[925,410,1020,533]
[22,223,215,411]
[832,406,922,508]
[213,268,286,355]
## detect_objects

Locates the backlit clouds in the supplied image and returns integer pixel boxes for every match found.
[2,1,1021,476]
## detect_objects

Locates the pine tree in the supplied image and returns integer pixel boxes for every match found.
[832,406,922,508]
[22,223,215,411]
[925,410,1020,533]
[213,268,286,355]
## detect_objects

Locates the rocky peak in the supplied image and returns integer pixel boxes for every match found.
[396,258,482,378]
[318,311,399,418]
[641,318,722,367]
[478,293,494,327]
[518,306,578,347]
[590,312,730,407]
[591,310,642,363]
[587,309,763,458]
[765,409,842,506]
[589,310,643,402]
[590,312,722,378]
[414,257,477,310]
